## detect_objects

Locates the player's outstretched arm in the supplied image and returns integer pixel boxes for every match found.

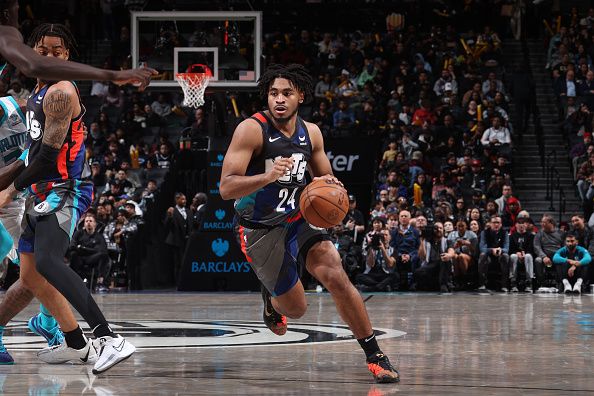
[0,26,157,90]
[220,119,293,200]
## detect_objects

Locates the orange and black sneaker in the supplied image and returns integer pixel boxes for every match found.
[366,352,400,383]
[261,285,287,336]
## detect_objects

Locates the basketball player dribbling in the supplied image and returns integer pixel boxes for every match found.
[0,0,155,368]
[0,23,134,374]
[220,64,400,383]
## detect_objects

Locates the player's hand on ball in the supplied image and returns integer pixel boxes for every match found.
[267,157,293,182]
[313,174,343,187]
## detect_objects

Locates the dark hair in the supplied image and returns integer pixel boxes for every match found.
[566,231,578,239]
[258,64,314,103]
[28,23,78,56]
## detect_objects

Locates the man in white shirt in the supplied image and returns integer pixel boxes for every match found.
[480,115,511,158]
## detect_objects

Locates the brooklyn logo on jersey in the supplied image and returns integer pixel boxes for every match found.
[265,153,307,184]
[3,320,405,349]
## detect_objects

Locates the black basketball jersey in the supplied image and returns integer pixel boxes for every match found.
[234,111,312,226]
[22,81,93,214]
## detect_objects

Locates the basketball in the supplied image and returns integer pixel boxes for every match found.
[299,179,349,228]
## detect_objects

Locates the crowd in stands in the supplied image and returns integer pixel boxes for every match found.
[0,2,203,292]
[551,8,594,221]
[0,1,592,294]
[258,3,593,294]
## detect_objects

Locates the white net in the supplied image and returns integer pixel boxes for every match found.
[175,73,211,108]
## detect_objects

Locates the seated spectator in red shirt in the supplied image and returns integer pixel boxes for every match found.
[412,99,437,126]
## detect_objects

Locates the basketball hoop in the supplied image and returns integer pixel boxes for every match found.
[175,64,213,108]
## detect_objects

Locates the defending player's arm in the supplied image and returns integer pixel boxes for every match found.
[0,26,157,90]
[219,119,294,200]
[3,83,76,201]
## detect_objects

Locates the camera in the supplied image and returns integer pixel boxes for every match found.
[370,233,385,248]
[421,223,439,242]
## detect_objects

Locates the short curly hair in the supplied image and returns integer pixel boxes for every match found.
[257,63,314,104]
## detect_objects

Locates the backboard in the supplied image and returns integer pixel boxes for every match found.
[131,11,262,89]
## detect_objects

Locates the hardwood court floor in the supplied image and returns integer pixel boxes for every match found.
[0,292,593,395]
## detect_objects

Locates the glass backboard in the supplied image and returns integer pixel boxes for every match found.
[131,11,262,89]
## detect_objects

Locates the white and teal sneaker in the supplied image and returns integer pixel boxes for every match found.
[28,314,64,347]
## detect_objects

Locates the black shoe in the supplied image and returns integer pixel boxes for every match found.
[440,285,450,293]
[366,352,400,383]
[261,285,287,336]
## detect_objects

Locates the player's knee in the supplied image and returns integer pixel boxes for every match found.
[285,302,307,319]
[319,267,349,294]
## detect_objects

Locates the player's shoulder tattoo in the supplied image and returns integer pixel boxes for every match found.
[43,89,72,116]
[42,87,75,148]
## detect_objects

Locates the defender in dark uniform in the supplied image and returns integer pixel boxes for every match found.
[0,23,135,374]
[0,1,155,366]
[220,64,400,383]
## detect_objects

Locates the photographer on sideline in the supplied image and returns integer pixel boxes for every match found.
[355,217,397,292]
[414,222,455,292]
[343,194,365,244]
[330,223,361,281]
[68,213,111,293]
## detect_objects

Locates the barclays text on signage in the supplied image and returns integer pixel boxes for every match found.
[191,261,251,273]
[209,153,225,167]
[203,221,234,230]
[209,182,221,195]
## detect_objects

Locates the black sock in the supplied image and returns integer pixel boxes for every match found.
[64,326,87,350]
[357,332,381,359]
[92,324,115,338]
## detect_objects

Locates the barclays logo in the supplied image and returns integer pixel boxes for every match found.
[209,181,221,195]
[205,206,233,230]
[211,238,230,257]
[209,153,225,167]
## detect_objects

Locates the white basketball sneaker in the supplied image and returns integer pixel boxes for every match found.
[92,335,135,374]
[37,338,97,364]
